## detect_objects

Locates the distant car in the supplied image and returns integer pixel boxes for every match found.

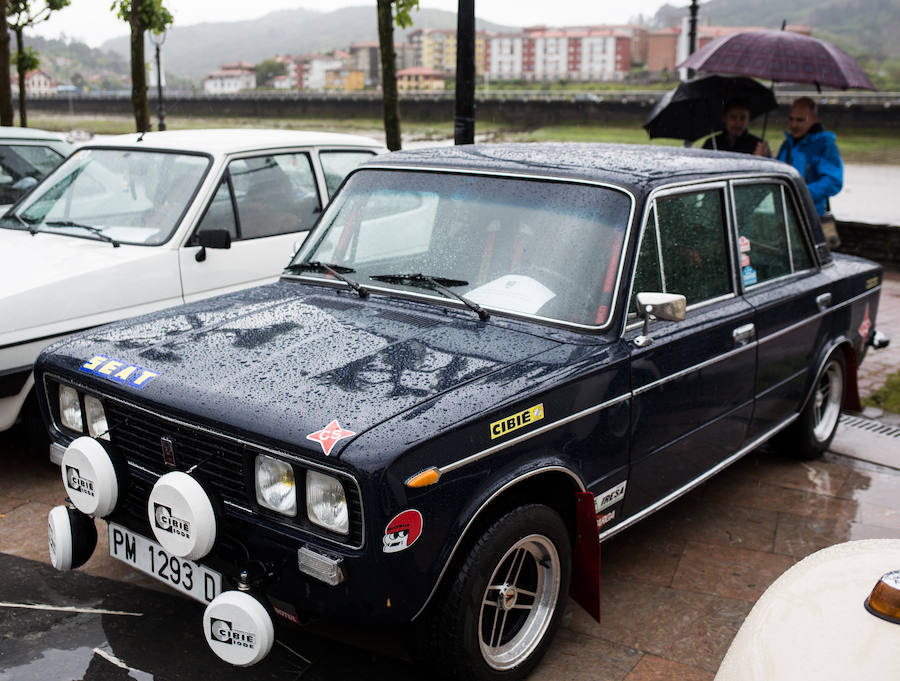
[37,144,887,679]
[0,125,73,208]
[716,539,900,681]
[0,128,383,435]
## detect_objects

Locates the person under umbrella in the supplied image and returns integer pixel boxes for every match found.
[702,97,771,157]
[776,96,843,217]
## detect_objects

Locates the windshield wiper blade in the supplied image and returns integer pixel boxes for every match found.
[285,261,369,298]
[370,273,488,321]
[44,220,120,247]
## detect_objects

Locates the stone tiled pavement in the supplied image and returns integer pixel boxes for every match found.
[1,269,898,680]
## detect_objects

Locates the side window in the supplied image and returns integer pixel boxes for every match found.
[630,206,662,314]
[656,189,731,306]
[319,150,376,197]
[229,152,320,240]
[194,177,238,241]
[733,184,791,285]
[785,192,814,271]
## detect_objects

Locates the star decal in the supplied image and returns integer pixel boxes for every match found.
[858,304,872,341]
[307,419,356,456]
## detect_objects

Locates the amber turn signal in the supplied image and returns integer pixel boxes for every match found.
[865,569,900,624]
[406,468,440,488]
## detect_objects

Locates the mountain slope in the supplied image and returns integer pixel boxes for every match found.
[100,5,516,80]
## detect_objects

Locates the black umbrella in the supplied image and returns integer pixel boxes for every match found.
[643,75,777,143]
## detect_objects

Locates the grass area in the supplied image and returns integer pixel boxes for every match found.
[862,370,900,413]
[28,113,900,164]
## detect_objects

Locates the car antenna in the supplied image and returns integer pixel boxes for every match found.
[136,129,146,142]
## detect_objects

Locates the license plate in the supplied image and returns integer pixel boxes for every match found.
[108,522,222,603]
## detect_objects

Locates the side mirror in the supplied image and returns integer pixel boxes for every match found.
[634,292,686,347]
[195,229,231,262]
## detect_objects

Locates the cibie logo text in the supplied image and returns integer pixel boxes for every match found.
[210,619,256,648]
[80,355,159,390]
[65,465,95,496]
[490,404,544,440]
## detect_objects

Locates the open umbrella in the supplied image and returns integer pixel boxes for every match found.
[677,30,875,91]
[643,74,777,142]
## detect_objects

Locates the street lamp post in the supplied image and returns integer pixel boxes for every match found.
[150,30,167,131]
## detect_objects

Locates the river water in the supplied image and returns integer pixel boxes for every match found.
[832,164,899,226]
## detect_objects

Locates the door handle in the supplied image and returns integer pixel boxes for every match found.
[816,293,832,311]
[732,323,756,346]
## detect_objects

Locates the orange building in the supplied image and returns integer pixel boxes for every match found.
[397,66,446,91]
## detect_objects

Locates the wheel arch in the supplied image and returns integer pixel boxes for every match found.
[804,337,859,413]
[412,465,585,621]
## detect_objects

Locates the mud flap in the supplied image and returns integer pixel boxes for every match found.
[570,491,601,622]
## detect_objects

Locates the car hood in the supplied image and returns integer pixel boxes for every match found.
[0,228,175,340]
[42,282,560,459]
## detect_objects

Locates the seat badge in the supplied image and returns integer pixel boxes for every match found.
[160,436,176,468]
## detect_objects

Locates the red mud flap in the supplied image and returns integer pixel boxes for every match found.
[570,491,601,622]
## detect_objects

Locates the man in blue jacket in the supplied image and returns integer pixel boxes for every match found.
[776,97,843,216]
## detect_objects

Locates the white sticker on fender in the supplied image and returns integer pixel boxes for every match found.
[594,481,626,514]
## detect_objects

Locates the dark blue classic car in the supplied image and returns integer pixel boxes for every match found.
[36,144,887,679]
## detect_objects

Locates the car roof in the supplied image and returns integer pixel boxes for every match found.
[364,143,794,192]
[85,128,383,155]
[0,125,69,143]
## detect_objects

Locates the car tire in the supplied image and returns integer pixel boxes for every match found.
[779,350,846,460]
[424,504,571,681]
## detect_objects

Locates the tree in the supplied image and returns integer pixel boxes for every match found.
[112,0,173,132]
[255,59,287,88]
[8,0,70,127]
[376,0,417,151]
[0,0,12,125]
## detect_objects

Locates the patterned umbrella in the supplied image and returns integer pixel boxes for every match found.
[678,30,875,91]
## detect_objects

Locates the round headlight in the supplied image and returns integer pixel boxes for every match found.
[254,454,296,517]
[84,395,110,441]
[306,470,348,535]
[59,385,83,432]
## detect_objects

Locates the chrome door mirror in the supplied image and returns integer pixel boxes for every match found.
[634,292,686,347]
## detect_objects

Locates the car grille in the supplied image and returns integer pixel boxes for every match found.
[102,399,364,548]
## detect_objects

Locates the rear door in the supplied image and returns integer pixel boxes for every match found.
[731,179,830,440]
[624,183,757,515]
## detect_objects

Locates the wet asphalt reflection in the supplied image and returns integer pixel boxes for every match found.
[0,553,421,681]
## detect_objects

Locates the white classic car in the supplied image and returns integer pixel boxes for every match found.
[0,125,73,208]
[0,128,383,436]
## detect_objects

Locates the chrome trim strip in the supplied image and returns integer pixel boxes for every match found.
[633,341,757,396]
[42,372,366,551]
[291,164,637,333]
[437,393,632,475]
[224,499,253,514]
[411,464,585,621]
[597,413,799,543]
[758,285,881,346]
[49,441,65,466]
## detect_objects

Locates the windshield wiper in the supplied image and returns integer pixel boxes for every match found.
[285,261,369,298]
[43,220,120,247]
[370,273,488,321]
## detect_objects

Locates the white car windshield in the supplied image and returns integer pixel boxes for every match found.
[289,169,632,327]
[1,148,210,246]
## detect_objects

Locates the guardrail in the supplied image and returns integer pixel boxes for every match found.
[28,90,900,105]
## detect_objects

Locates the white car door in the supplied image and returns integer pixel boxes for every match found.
[178,150,322,303]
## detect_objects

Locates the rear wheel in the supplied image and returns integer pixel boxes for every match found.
[425,504,571,681]
[779,350,845,460]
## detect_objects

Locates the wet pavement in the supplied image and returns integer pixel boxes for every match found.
[1,273,898,681]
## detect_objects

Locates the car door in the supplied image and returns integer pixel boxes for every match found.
[179,150,323,302]
[623,184,757,515]
[731,180,831,440]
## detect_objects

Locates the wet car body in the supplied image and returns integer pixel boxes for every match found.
[34,144,886,679]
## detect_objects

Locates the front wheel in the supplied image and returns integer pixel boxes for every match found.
[778,350,846,460]
[424,504,571,681]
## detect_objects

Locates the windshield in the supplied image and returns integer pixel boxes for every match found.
[0,148,210,245]
[0,143,65,205]
[289,169,632,327]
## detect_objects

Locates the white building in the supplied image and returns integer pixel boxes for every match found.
[302,56,344,91]
[202,67,256,95]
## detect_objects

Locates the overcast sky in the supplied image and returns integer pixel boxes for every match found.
[33,0,674,47]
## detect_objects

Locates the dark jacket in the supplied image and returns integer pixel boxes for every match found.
[702,130,767,155]
[776,123,843,216]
